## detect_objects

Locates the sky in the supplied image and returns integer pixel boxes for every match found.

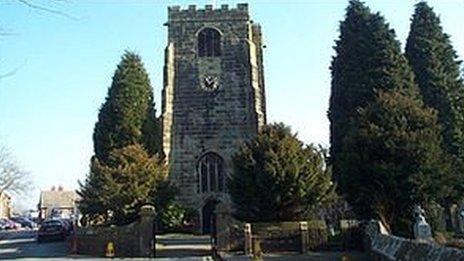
[0,0,463,210]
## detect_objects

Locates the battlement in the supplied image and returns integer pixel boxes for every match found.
[168,3,249,22]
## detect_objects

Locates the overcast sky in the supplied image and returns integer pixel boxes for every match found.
[1,0,463,210]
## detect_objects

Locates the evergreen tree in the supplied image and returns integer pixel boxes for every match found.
[78,51,164,225]
[329,1,452,235]
[328,0,416,180]
[340,89,451,235]
[228,123,336,222]
[93,51,161,162]
[78,144,167,226]
[77,157,111,225]
[405,1,464,204]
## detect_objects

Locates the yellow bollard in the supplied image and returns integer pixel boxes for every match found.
[342,253,349,261]
[105,242,115,258]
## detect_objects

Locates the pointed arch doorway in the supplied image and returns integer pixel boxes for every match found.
[202,199,219,234]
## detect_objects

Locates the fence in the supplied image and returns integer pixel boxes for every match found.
[216,219,329,254]
[214,202,363,254]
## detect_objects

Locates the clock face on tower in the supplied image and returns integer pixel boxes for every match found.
[201,75,219,92]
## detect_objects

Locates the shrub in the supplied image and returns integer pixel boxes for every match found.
[228,123,336,222]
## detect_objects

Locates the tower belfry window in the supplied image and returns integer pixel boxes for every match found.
[198,28,221,57]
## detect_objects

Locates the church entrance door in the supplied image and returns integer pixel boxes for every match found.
[202,199,219,234]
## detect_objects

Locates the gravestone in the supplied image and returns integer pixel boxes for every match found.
[413,205,433,242]
[458,203,464,233]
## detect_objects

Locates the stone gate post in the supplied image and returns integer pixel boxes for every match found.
[244,223,252,255]
[139,205,155,257]
[299,221,308,253]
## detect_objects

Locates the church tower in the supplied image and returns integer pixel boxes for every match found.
[161,3,266,233]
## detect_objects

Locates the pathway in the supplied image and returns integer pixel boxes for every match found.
[155,233,212,259]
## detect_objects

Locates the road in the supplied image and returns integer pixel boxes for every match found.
[0,229,70,259]
[0,231,213,260]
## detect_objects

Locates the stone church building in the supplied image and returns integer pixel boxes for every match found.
[161,3,266,233]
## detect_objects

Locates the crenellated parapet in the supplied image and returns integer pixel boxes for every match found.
[167,4,249,23]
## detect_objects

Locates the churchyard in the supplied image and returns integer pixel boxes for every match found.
[1,0,464,260]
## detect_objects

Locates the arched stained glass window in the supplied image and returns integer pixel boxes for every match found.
[198,28,221,57]
[197,152,225,193]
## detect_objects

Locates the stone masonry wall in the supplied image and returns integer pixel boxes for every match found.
[364,220,464,260]
[161,3,266,226]
[76,224,139,257]
[76,205,155,257]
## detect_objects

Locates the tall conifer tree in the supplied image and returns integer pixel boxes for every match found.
[328,0,416,179]
[405,2,464,205]
[329,1,450,234]
[93,51,161,162]
[78,51,163,224]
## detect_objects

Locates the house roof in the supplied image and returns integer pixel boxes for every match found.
[39,189,79,209]
[0,191,11,200]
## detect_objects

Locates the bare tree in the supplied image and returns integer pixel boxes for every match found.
[0,146,31,196]
[1,0,76,79]
[14,0,77,20]
[0,64,21,79]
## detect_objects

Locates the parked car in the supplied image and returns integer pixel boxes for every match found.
[59,219,74,235]
[10,217,37,229]
[37,219,67,242]
[0,219,7,230]
[0,218,20,230]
